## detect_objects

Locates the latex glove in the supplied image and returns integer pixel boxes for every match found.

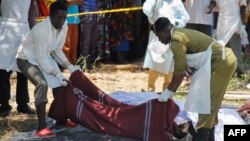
[158,89,175,102]
[241,25,248,38]
[56,73,68,86]
[67,65,80,73]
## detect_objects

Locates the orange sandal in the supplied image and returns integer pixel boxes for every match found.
[34,128,56,138]
[63,120,77,128]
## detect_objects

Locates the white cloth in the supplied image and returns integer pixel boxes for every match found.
[143,31,174,74]
[16,17,68,88]
[184,0,213,25]
[0,0,31,71]
[143,0,190,26]
[1,0,30,22]
[110,91,159,105]
[185,42,215,114]
[215,0,247,44]
[110,92,246,141]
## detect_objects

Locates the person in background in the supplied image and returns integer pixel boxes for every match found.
[79,0,99,70]
[128,0,143,61]
[152,17,237,141]
[246,0,250,89]
[184,0,213,36]
[208,0,248,78]
[142,0,190,92]
[16,1,79,138]
[61,0,83,65]
[0,0,36,117]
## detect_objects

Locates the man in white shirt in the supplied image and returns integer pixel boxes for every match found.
[0,0,36,117]
[16,1,79,138]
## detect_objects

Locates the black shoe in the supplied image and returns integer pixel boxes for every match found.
[208,127,215,141]
[195,128,209,141]
[0,105,12,117]
[17,104,36,114]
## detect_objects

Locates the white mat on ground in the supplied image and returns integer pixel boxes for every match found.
[110,91,246,141]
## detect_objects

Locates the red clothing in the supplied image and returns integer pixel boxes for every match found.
[38,0,49,16]
[63,24,78,64]
[49,71,179,141]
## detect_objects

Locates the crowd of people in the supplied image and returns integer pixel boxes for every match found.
[0,0,250,140]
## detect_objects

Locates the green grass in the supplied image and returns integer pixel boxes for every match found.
[226,72,250,91]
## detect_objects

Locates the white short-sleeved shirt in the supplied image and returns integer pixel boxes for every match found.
[185,0,213,25]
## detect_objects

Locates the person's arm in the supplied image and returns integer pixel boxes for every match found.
[206,0,216,14]
[167,41,187,92]
[50,24,79,73]
[158,41,187,102]
[28,0,38,29]
[51,24,71,69]
[240,0,248,38]
[167,73,185,92]
[240,0,247,25]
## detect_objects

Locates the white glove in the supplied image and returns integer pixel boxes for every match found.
[67,65,80,73]
[56,73,68,86]
[158,89,174,102]
[241,25,248,38]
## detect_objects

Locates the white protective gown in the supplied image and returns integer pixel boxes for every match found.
[0,0,31,71]
[215,0,246,45]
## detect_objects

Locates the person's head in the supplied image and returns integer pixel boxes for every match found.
[49,1,67,30]
[152,17,173,45]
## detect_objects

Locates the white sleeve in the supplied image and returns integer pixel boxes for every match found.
[52,25,68,67]
[33,30,54,74]
[142,0,157,24]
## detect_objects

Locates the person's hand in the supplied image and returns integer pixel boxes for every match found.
[241,25,248,38]
[158,89,174,102]
[185,66,197,77]
[206,0,216,14]
[56,73,68,86]
[67,65,81,73]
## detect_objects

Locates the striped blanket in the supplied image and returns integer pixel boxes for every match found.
[48,70,179,141]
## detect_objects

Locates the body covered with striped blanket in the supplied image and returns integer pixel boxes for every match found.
[48,70,179,141]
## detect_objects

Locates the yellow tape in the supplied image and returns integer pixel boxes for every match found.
[36,6,142,22]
